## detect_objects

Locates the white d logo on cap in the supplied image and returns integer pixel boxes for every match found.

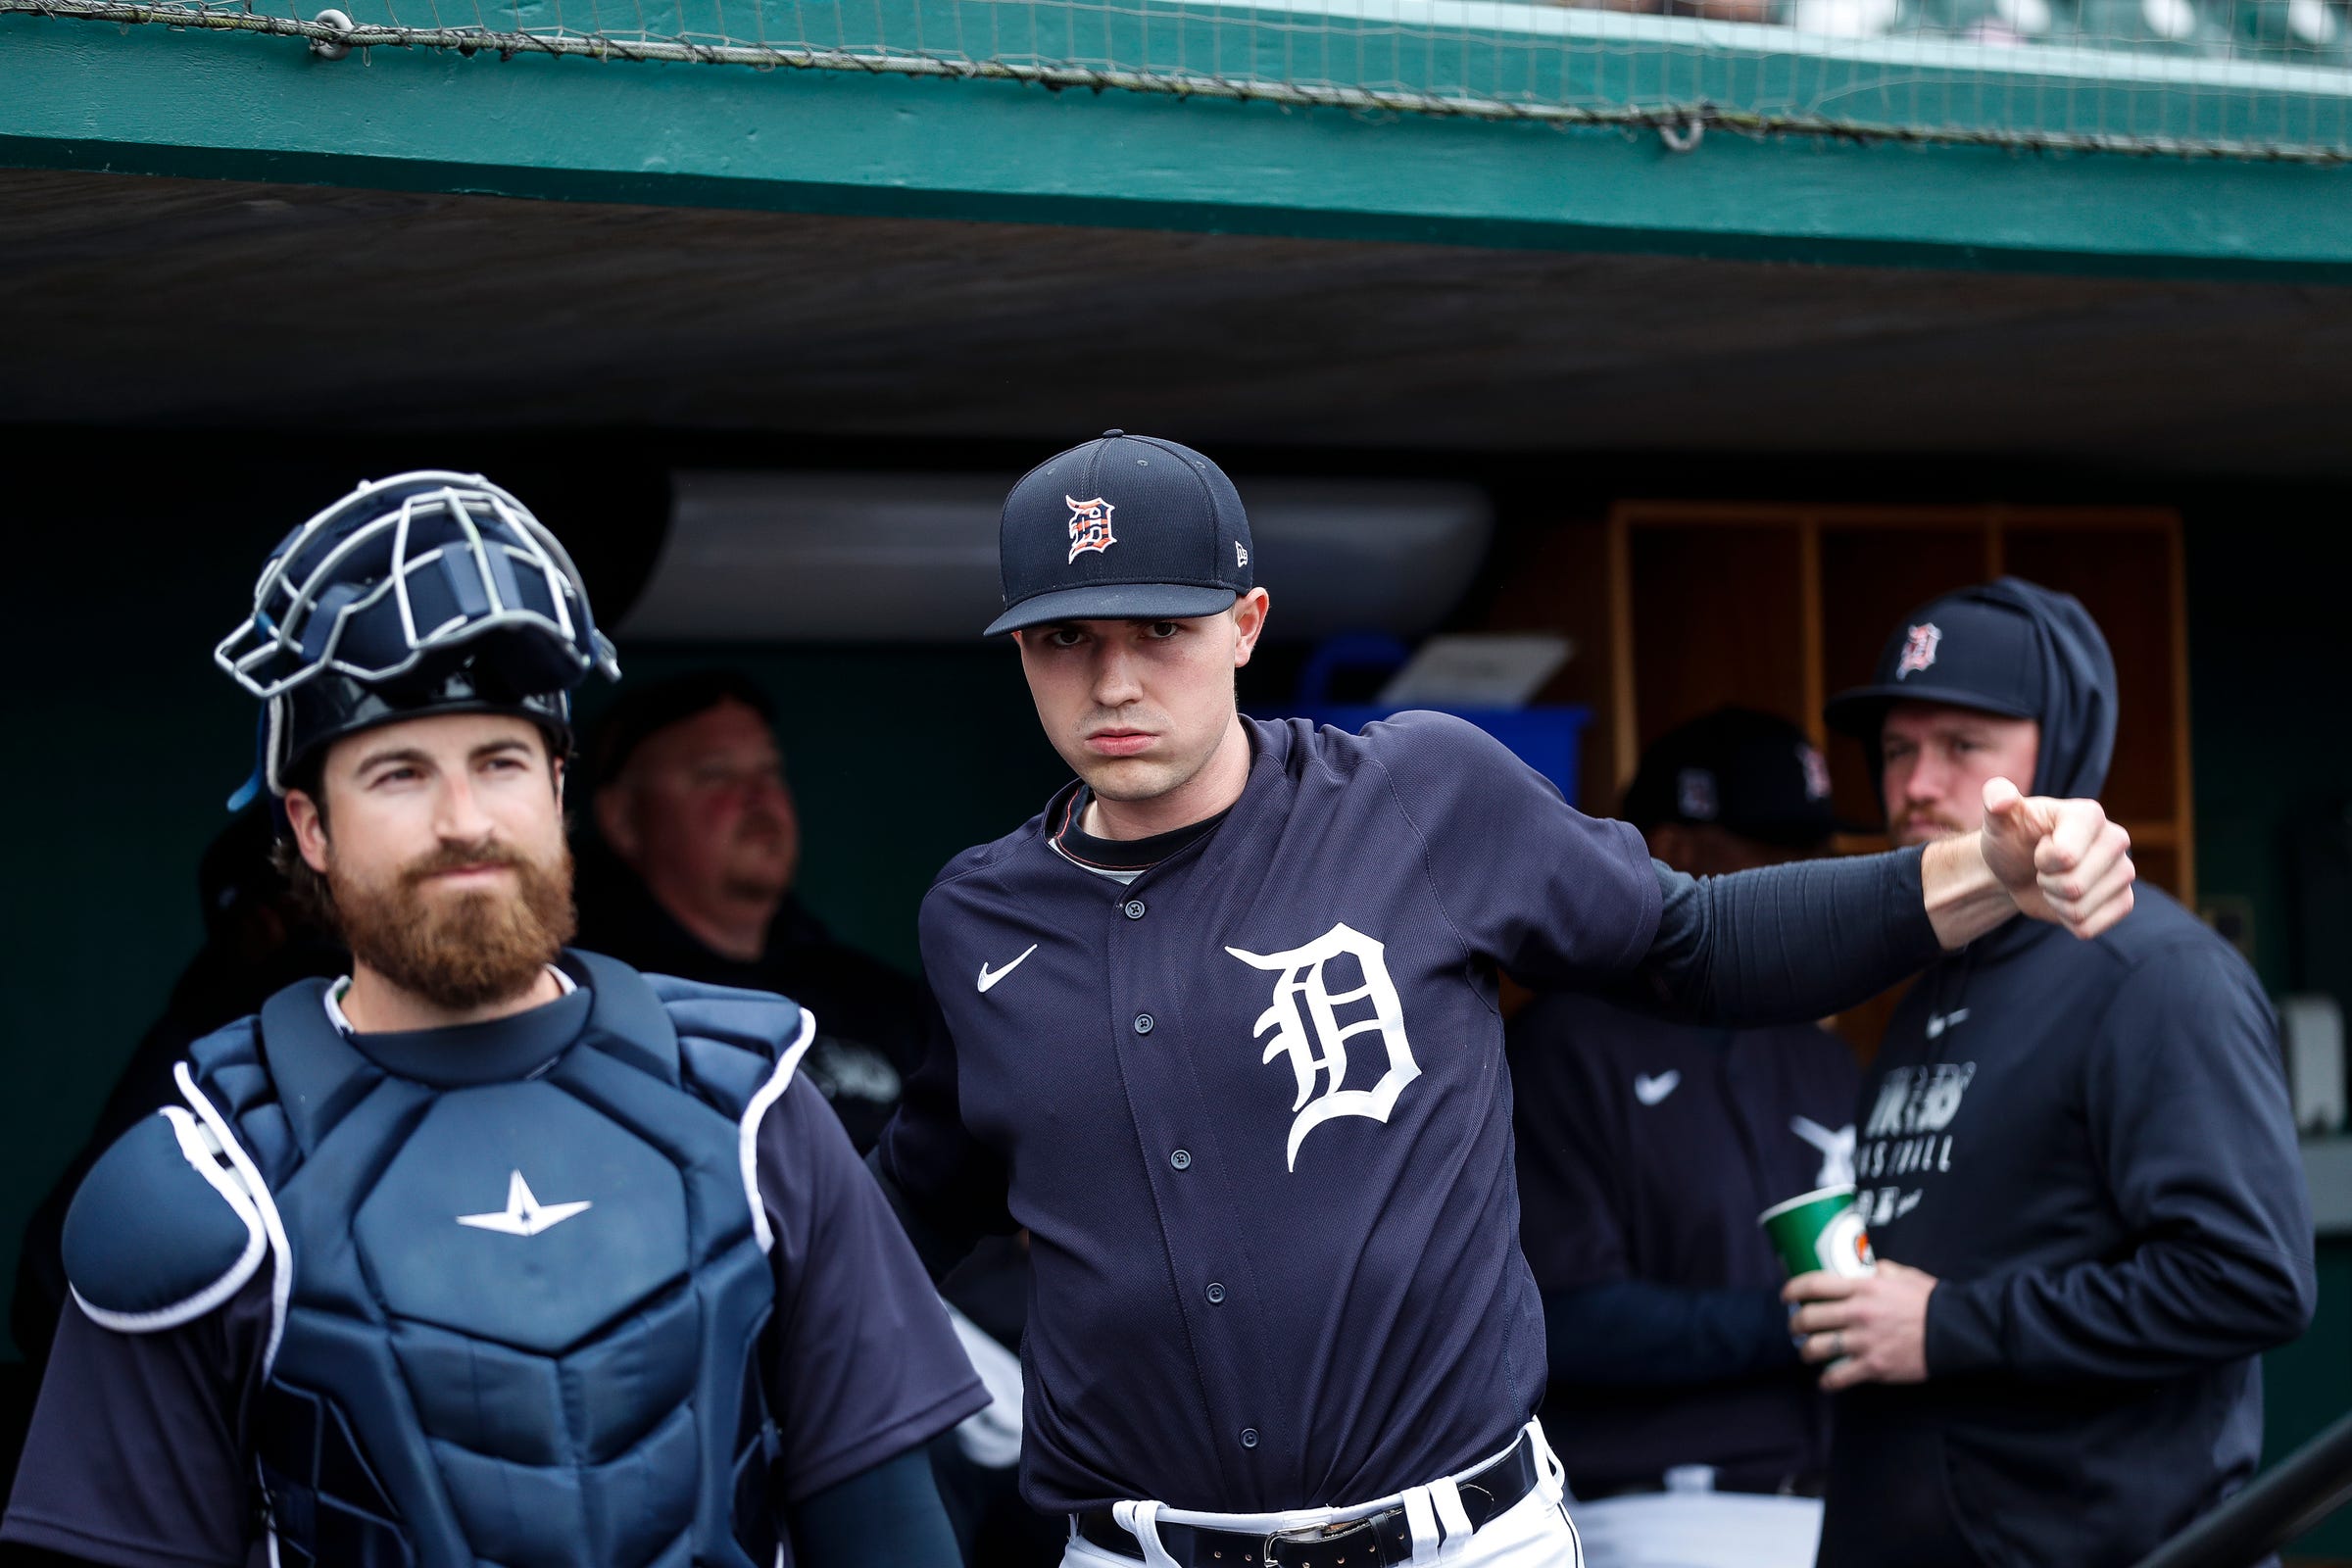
[1895,622,1942,679]
[1066,497,1117,563]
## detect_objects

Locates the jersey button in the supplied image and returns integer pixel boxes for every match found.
[1170,1148,1192,1170]
[1240,1428,1260,1449]
[1133,1013,1154,1035]
[1205,1282,1226,1304]
[1123,899,1147,920]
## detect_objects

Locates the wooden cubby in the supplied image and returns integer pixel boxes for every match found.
[1603,501,2193,906]
[1474,501,2189,1049]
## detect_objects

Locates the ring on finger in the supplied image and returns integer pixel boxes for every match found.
[1832,1330,1847,1359]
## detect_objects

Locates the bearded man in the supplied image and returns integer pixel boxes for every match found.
[1790,580,2313,1568]
[2,473,983,1568]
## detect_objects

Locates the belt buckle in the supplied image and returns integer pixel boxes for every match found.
[1265,1509,1392,1568]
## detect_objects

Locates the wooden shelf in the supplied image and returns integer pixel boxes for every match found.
[1605,501,2192,909]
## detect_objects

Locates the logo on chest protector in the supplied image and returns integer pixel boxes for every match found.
[456,1170,593,1238]
[1226,923,1421,1171]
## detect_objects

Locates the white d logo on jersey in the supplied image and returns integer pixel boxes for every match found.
[1226,922,1421,1172]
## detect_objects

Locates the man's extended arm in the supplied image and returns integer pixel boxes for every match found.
[787,1448,962,1568]
[1507,996,1801,1391]
[1642,780,2134,1026]
[1544,1280,1799,1387]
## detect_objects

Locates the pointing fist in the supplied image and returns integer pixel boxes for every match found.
[1978,778,2135,940]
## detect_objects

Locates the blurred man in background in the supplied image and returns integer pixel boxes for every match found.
[1509,708,1858,1568]
[577,670,1055,1568]
[578,670,925,1150]
[1796,579,2315,1568]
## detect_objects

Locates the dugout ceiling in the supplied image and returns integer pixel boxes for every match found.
[10,167,2352,478]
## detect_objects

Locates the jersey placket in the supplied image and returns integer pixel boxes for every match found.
[1101,850,1290,1503]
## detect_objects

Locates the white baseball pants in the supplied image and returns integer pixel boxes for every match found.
[1061,1420,1582,1568]
[1568,1493,1823,1568]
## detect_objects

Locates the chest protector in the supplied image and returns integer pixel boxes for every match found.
[181,953,804,1568]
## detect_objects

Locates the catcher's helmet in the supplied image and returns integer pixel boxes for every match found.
[217,470,620,803]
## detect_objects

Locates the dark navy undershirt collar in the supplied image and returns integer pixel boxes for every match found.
[1053,785,1232,872]
[335,971,594,1087]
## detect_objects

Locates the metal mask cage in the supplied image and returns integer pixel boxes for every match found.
[215,470,620,704]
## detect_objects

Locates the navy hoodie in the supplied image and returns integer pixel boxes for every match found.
[1818,581,2317,1568]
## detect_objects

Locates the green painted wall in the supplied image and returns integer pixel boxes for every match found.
[11,18,2352,278]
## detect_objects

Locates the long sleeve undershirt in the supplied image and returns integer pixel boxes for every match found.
[787,1446,964,1568]
[1640,848,1943,1029]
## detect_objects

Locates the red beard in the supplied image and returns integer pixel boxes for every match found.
[326,837,577,1012]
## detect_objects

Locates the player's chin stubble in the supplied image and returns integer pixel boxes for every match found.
[328,840,577,1010]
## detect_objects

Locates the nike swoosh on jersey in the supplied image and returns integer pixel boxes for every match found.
[1633,1070,1682,1106]
[977,944,1041,994]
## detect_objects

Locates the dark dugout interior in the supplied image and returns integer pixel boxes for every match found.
[7,167,2352,1545]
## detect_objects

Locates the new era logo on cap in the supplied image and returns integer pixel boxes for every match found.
[986,431,1255,636]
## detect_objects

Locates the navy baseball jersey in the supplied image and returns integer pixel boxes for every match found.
[1507,990,1857,1492]
[3,964,987,1568]
[880,712,1662,1515]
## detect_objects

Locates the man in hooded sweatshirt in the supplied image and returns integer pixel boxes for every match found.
[1790,578,2317,1568]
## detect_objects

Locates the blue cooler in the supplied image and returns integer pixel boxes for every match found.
[1259,633,1592,808]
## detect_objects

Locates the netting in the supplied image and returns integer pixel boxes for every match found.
[11,0,2352,158]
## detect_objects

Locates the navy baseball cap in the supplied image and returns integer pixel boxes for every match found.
[984,431,1255,636]
[1824,588,2044,738]
[1621,708,1842,850]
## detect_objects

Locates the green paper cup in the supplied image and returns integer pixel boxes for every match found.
[1760,1185,1877,1279]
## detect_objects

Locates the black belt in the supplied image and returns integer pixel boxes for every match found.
[1076,1434,1542,1568]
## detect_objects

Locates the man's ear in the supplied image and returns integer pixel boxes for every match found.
[285,789,332,875]
[1232,588,1272,667]
[594,783,638,863]
[551,757,567,810]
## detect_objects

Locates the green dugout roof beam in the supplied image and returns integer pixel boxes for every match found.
[6,15,2352,278]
